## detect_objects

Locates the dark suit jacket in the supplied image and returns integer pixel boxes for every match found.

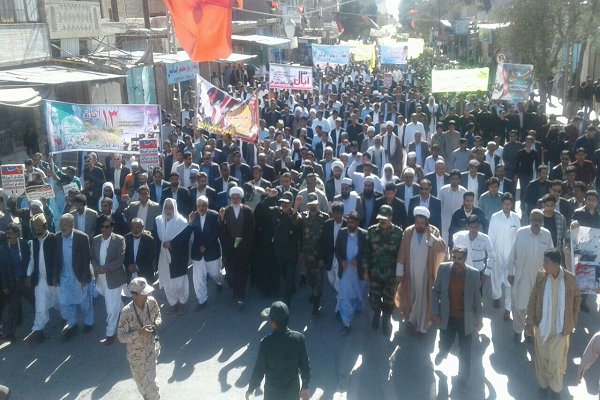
[152,225,192,279]
[123,200,161,232]
[54,229,92,286]
[230,163,252,184]
[499,177,516,200]
[407,195,442,230]
[448,207,488,248]
[91,233,126,289]
[124,232,155,283]
[219,204,255,258]
[200,162,221,188]
[371,197,407,228]
[260,164,276,183]
[213,176,240,195]
[425,172,450,197]
[325,177,337,202]
[335,227,368,279]
[29,233,57,287]
[215,191,230,210]
[189,186,218,210]
[408,141,430,164]
[148,181,170,203]
[460,172,487,197]
[315,141,334,161]
[94,212,129,237]
[395,182,421,203]
[161,186,193,216]
[106,166,130,192]
[189,210,221,262]
[321,218,347,269]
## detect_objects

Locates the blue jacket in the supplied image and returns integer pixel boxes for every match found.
[189,210,221,262]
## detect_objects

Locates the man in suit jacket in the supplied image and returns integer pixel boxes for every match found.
[189,196,223,308]
[148,167,170,204]
[213,163,240,195]
[425,163,450,198]
[71,194,98,241]
[407,179,442,230]
[189,172,218,210]
[243,165,272,198]
[448,192,488,248]
[91,215,126,344]
[380,121,404,172]
[408,133,430,167]
[161,172,193,217]
[461,161,487,201]
[395,169,421,206]
[257,153,276,183]
[335,211,368,334]
[124,218,155,284]
[229,150,252,184]
[321,203,347,292]
[494,164,516,201]
[123,185,161,233]
[431,247,482,390]
[371,182,408,228]
[54,213,94,337]
[176,152,200,188]
[198,151,221,189]
[106,153,130,195]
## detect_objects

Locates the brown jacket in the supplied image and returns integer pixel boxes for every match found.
[526,269,581,336]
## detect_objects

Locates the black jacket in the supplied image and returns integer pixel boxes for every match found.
[189,210,221,262]
[321,218,347,269]
[124,232,156,283]
[335,227,368,279]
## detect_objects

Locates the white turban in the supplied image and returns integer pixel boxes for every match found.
[332,160,344,170]
[413,206,430,219]
[341,177,353,186]
[229,186,244,198]
[407,151,417,159]
[30,200,43,209]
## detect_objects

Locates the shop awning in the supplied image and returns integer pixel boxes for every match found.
[0,65,125,85]
[218,53,258,63]
[0,87,42,107]
[231,35,291,47]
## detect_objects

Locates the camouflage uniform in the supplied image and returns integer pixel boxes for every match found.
[301,209,329,301]
[117,296,162,400]
[364,223,403,314]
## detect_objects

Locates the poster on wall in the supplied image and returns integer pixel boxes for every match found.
[44,101,161,154]
[570,226,600,294]
[491,63,534,102]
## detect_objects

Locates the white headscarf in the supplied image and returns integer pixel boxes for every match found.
[155,198,188,243]
[380,163,399,185]
[98,182,119,213]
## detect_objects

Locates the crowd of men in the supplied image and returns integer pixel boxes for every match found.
[1,60,600,398]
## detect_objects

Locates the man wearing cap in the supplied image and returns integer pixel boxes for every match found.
[335,211,368,335]
[246,301,311,400]
[325,160,346,202]
[396,205,447,335]
[460,160,486,206]
[260,189,303,303]
[403,151,425,183]
[118,277,162,400]
[219,186,255,307]
[452,214,496,295]
[301,193,330,315]
[334,177,364,223]
[364,205,403,335]
[26,213,58,342]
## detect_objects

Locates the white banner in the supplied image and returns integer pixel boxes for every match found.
[25,184,55,201]
[1,164,26,196]
[268,64,313,91]
[311,44,350,67]
[166,61,199,85]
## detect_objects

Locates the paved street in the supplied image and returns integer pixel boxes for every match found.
[1,273,600,400]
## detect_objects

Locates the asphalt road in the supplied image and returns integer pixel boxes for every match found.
[1,271,600,400]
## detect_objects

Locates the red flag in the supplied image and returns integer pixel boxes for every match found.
[336,19,345,34]
[162,0,232,62]
[410,19,415,30]
[236,0,243,8]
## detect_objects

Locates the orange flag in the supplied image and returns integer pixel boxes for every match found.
[162,0,232,62]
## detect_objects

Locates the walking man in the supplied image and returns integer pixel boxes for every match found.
[118,277,162,400]
[432,246,483,392]
[525,248,581,400]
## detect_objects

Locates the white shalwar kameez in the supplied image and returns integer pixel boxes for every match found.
[488,210,521,311]
[27,235,59,331]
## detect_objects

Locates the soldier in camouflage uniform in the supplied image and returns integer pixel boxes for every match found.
[117,278,162,400]
[301,192,330,315]
[364,205,403,336]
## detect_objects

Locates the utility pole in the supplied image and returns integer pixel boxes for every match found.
[142,0,151,29]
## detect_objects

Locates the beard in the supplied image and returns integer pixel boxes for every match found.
[363,189,374,199]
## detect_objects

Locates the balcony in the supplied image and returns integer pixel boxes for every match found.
[0,0,39,23]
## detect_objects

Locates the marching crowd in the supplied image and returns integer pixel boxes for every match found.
[2,61,600,399]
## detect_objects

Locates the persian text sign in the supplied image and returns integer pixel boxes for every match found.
[571,226,600,294]
[1,164,26,196]
[25,184,55,201]
[311,44,350,67]
[166,61,199,85]
[431,68,490,93]
[380,44,408,65]
[44,101,161,154]
[268,64,313,91]
[491,63,534,102]
[139,139,160,171]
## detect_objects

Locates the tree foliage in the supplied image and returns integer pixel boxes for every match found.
[338,0,378,39]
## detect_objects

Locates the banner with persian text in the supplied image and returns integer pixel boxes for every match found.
[431,68,490,93]
[491,63,534,102]
[311,44,350,67]
[268,63,313,91]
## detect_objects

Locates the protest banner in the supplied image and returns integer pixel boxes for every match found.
[195,75,241,133]
[311,44,350,67]
[380,44,408,65]
[407,38,425,59]
[268,63,313,91]
[491,63,534,102]
[139,139,160,171]
[25,184,55,201]
[166,61,199,85]
[62,182,80,195]
[44,101,161,154]
[224,94,260,143]
[431,68,490,93]
[1,164,26,196]
[346,41,375,63]
[570,226,600,294]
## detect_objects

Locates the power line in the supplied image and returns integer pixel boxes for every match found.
[233,0,359,19]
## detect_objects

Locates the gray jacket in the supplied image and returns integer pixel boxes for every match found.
[71,208,98,240]
[91,233,126,289]
[431,262,482,336]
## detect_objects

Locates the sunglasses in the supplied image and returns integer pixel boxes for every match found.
[101,225,112,229]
